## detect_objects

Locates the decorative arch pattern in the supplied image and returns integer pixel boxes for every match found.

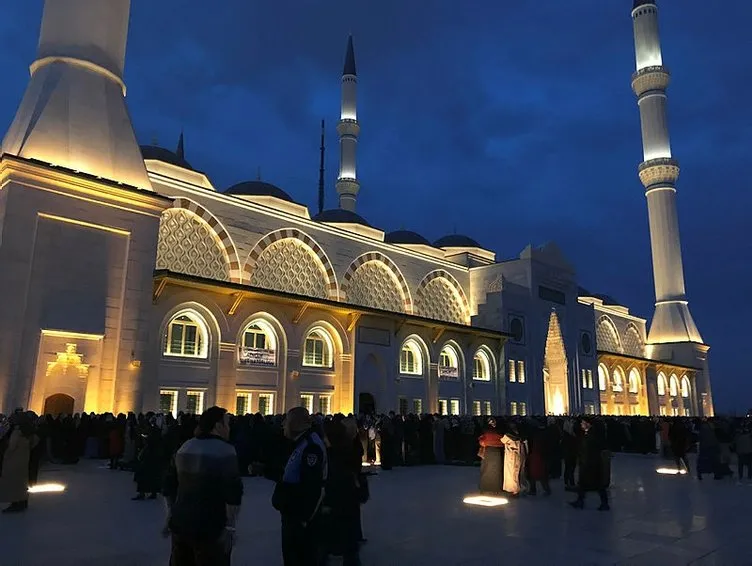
[623,324,644,357]
[415,270,470,325]
[243,228,338,300]
[596,316,623,354]
[163,198,242,282]
[341,252,411,313]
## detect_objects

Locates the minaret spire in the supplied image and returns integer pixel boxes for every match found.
[318,119,326,215]
[1,0,151,190]
[630,1,702,344]
[336,34,360,212]
[176,131,185,160]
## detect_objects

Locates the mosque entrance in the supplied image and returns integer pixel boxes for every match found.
[43,393,75,416]
[358,392,376,415]
[543,310,570,415]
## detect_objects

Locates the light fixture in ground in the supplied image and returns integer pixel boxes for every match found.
[463,495,508,507]
[656,467,687,475]
[28,483,66,493]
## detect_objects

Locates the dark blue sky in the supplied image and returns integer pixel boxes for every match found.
[1,1,748,412]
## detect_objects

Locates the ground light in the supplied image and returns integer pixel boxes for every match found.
[462,495,509,507]
[656,467,687,475]
[28,483,66,493]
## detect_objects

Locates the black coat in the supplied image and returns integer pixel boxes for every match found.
[577,425,610,491]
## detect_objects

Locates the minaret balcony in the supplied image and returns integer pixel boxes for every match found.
[336,120,360,137]
[632,66,670,96]
[638,157,680,188]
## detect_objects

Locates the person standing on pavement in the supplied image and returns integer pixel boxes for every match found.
[162,406,243,566]
[272,407,328,566]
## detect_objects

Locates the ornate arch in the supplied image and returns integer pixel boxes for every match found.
[243,228,338,300]
[595,316,623,354]
[341,252,412,313]
[169,198,242,282]
[623,323,644,357]
[415,270,470,325]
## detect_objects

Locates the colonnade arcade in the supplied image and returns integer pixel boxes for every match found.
[597,352,697,416]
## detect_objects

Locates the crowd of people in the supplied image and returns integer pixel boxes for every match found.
[1,408,751,564]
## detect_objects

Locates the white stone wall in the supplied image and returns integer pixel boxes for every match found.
[149,177,472,323]
[0,165,165,415]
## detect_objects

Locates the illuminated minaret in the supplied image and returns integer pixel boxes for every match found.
[631,0,702,345]
[1,0,151,190]
[336,35,360,212]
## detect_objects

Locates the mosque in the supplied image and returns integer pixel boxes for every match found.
[0,0,714,419]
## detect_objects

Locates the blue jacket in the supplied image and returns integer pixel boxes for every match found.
[272,430,328,523]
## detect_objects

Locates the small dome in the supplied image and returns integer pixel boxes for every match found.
[140,145,193,170]
[225,181,294,203]
[313,209,371,227]
[385,230,432,246]
[434,234,482,248]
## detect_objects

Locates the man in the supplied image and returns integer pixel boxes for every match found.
[163,406,243,566]
[272,407,328,565]
[569,417,610,511]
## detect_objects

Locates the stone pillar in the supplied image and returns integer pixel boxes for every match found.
[338,353,354,415]
[216,343,237,412]
[645,366,658,416]
[427,363,438,414]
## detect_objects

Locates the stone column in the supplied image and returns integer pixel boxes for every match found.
[215,343,237,412]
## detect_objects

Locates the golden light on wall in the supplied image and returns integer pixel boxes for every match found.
[46,344,89,379]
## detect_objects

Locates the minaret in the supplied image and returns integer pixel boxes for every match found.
[631,0,702,345]
[1,0,151,190]
[336,35,360,212]
[318,119,326,215]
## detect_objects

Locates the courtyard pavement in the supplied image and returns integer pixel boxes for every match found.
[1,453,750,566]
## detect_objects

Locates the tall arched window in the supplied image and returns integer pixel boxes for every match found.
[669,374,679,397]
[164,309,209,358]
[612,367,625,393]
[400,339,424,376]
[598,364,608,392]
[473,349,491,381]
[628,368,640,394]
[303,328,334,368]
[439,345,459,378]
[681,376,691,398]
[657,372,668,396]
[239,319,277,366]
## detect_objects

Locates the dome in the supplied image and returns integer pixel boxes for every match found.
[434,234,482,248]
[225,181,294,203]
[385,230,432,246]
[313,209,371,227]
[140,145,193,170]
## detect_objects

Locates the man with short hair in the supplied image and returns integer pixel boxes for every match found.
[272,406,328,565]
[163,406,243,566]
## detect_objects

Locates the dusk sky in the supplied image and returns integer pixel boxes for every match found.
[1,1,748,412]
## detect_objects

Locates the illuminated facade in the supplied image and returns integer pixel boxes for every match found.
[0,0,713,417]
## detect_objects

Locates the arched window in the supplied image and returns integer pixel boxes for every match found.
[612,367,625,393]
[439,345,459,378]
[628,368,640,394]
[303,328,333,368]
[473,349,491,381]
[681,376,690,398]
[400,339,423,376]
[239,320,277,366]
[164,309,209,358]
[598,364,608,392]
[657,372,667,396]
[669,374,679,397]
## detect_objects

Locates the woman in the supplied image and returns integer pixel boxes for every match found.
[321,418,362,566]
[0,413,39,513]
[501,423,528,496]
[477,418,504,494]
